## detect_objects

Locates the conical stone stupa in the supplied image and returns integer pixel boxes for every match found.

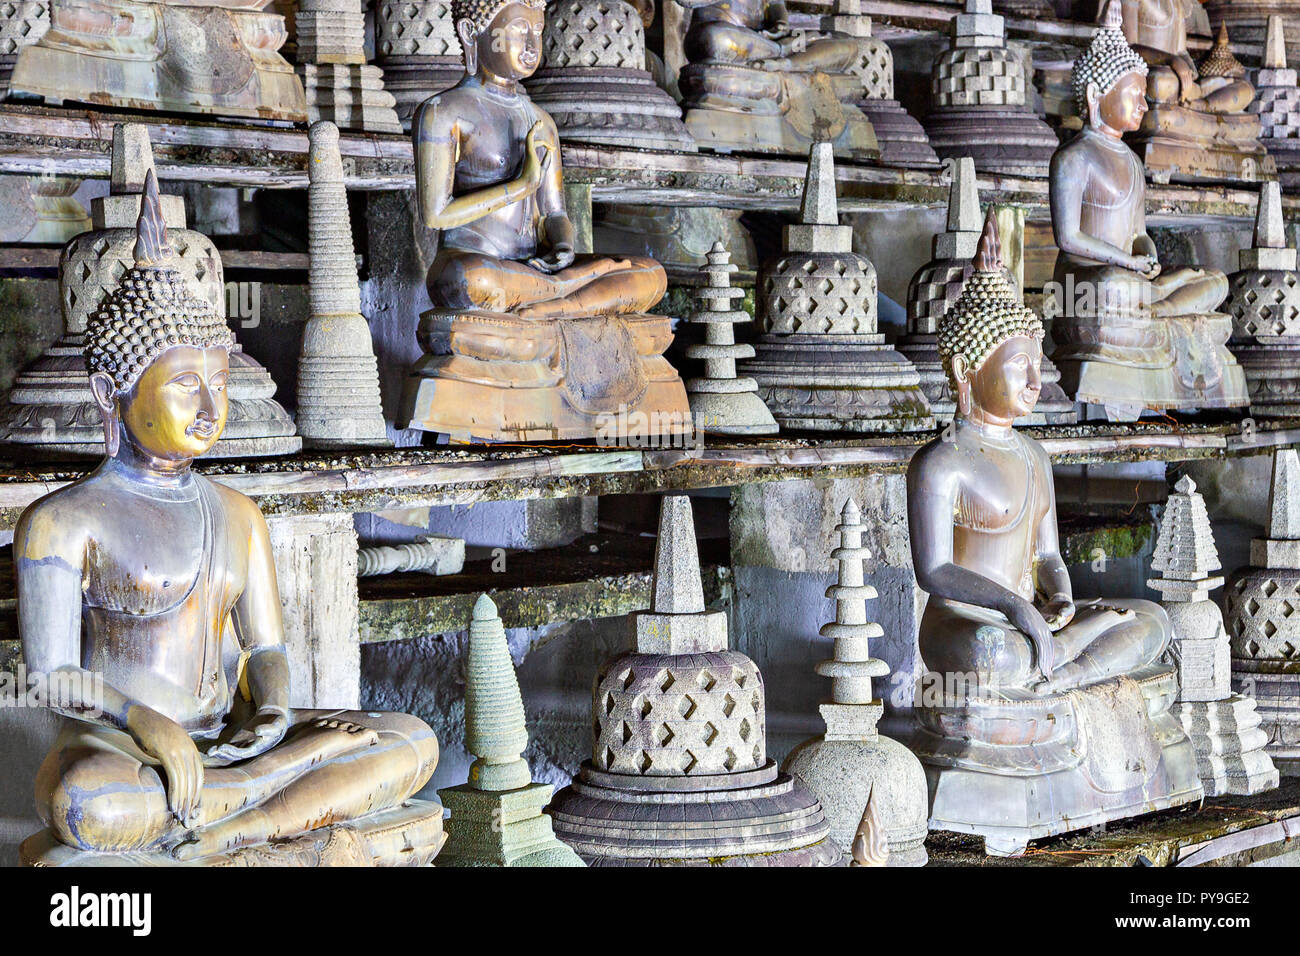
[438,595,586,866]
[546,495,844,866]
[782,498,930,866]
[1250,16,1300,185]
[1151,477,1278,796]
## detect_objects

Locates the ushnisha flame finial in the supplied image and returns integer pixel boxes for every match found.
[973,206,1002,273]
[133,169,174,268]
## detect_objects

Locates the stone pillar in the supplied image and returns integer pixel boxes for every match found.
[296,0,403,133]
[267,513,362,710]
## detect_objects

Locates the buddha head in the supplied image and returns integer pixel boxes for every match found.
[1074,0,1149,134]
[939,210,1045,424]
[84,170,235,463]
[452,0,547,81]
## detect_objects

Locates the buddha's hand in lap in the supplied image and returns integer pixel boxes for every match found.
[1128,253,1161,280]
[201,705,290,768]
[525,240,575,274]
[1041,596,1077,632]
[1002,595,1056,684]
[127,704,204,827]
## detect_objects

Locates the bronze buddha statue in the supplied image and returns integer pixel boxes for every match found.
[16,172,444,867]
[401,0,690,441]
[907,210,1202,857]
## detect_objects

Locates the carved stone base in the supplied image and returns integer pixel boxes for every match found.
[439,783,585,867]
[923,107,1058,177]
[301,63,403,133]
[11,0,306,121]
[1053,311,1250,419]
[740,334,934,433]
[378,56,464,128]
[1231,343,1300,416]
[1229,669,1300,775]
[1131,107,1275,183]
[21,799,445,867]
[1173,696,1280,796]
[913,664,1204,857]
[401,310,691,442]
[526,67,696,151]
[547,762,845,866]
[858,98,940,168]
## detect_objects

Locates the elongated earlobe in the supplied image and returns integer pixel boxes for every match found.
[457,19,479,75]
[89,371,120,457]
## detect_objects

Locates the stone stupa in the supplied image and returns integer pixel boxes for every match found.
[1225,180,1300,417]
[901,156,1074,423]
[1226,449,1300,776]
[1250,15,1300,185]
[438,595,586,866]
[546,495,844,866]
[783,498,930,866]
[0,124,300,459]
[738,142,934,433]
[296,0,403,133]
[1150,476,1278,796]
[376,0,465,127]
[683,241,777,436]
[923,0,1058,177]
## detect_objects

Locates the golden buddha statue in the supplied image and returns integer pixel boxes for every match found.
[907,210,1202,858]
[16,172,444,867]
[401,0,690,441]
[1113,0,1272,180]
[1048,1,1248,419]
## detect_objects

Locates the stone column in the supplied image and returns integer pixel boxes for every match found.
[296,0,403,133]
[267,513,362,710]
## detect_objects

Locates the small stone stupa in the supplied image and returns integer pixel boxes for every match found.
[296,122,391,448]
[684,241,777,436]
[738,142,934,433]
[547,495,844,866]
[1226,181,1300,416]
[376,0,465,127]
[438,595,586,866]
[923,0,1058,176]
[1,124,300,458]
[783,498,930,867]
[1205,0,1300,77]
[901,157,1074,423]
[296,0,403,133]
[819,0,939,167]
[525,0,695,151]
[1251,16,1300,186]
[1150,476,1278,796]
[1226,449,1300,776]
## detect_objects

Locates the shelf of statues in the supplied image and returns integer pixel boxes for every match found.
[0,417,1296,532]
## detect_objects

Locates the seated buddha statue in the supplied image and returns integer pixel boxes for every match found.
[1048,1,1248,419]
[674,0,878,158]
[15,172,444,867]
[1112,0,1271,180]
[906,210,1203,857]
[402,0,690,442]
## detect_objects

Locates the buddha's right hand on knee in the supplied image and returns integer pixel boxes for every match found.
[125,705,203,828]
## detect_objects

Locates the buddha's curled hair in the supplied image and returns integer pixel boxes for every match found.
[450,0,545,33]
[84,169,234,393]
[1071,0,1148,113]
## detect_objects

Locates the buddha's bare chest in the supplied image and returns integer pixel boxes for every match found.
[952,446,1040,533]
[455,110,535,189]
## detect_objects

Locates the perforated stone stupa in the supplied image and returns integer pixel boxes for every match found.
[0,124,300,458]
[439,595,586,866]
[900,157,1074,423]
[738,143,933,433]
[783,498,930,866]
[1226,449,1300,775]
[1225,181,1300,416]
[376,0,465,127]
[1250,16,1300,185]
[546,495,844,866]
[525,0,695,150]
[1150,476,1278,796]
[923,0,1057,176]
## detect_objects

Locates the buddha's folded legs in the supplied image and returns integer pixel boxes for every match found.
[1150,266,1228,317]
[684,22,783,65]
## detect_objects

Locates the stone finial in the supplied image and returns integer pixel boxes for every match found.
[801,141,839,226]
[111,125,155,194]
[307,121,361,318]
[1266,15,1288,70]
[1251,449,1300,569]
[1256,181,1286,250]
[935,157,982,259]
[464,594,533,792]
[1238,182,1297,272]
[1150,474,1223,592]
[849,782,890,867]
[967,0,992,15]
[633,495,728,653]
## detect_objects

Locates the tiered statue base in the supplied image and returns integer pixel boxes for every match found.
[858,99,940,168]
[438,783,585,867]
[402,309,692,442]
[1053,311,1250,420]
[1,335,302,458]
[923,107,1058,177]
[1173,695,1280,796]
[546,761,846,866]
[1130,107,1275,183]
[914,663,1203,857]
[526,68,697,151]
[10,0,306,121]
[379,56,465,128]
[1232,666,1300,776]
[21,800,445,867]
[740,333,935,432]
[680,63,879,161]
[1230,343,1300,416]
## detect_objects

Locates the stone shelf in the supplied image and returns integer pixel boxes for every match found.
[0,105,1283,223]
[0,418,1292,530]
[356,532,730,643]
[0,245,338,273]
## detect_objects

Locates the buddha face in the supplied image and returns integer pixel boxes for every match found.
[460,3,543,82]
[1092,70,1147,135]
[961,336,1042,425]
[112,346,230,461]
